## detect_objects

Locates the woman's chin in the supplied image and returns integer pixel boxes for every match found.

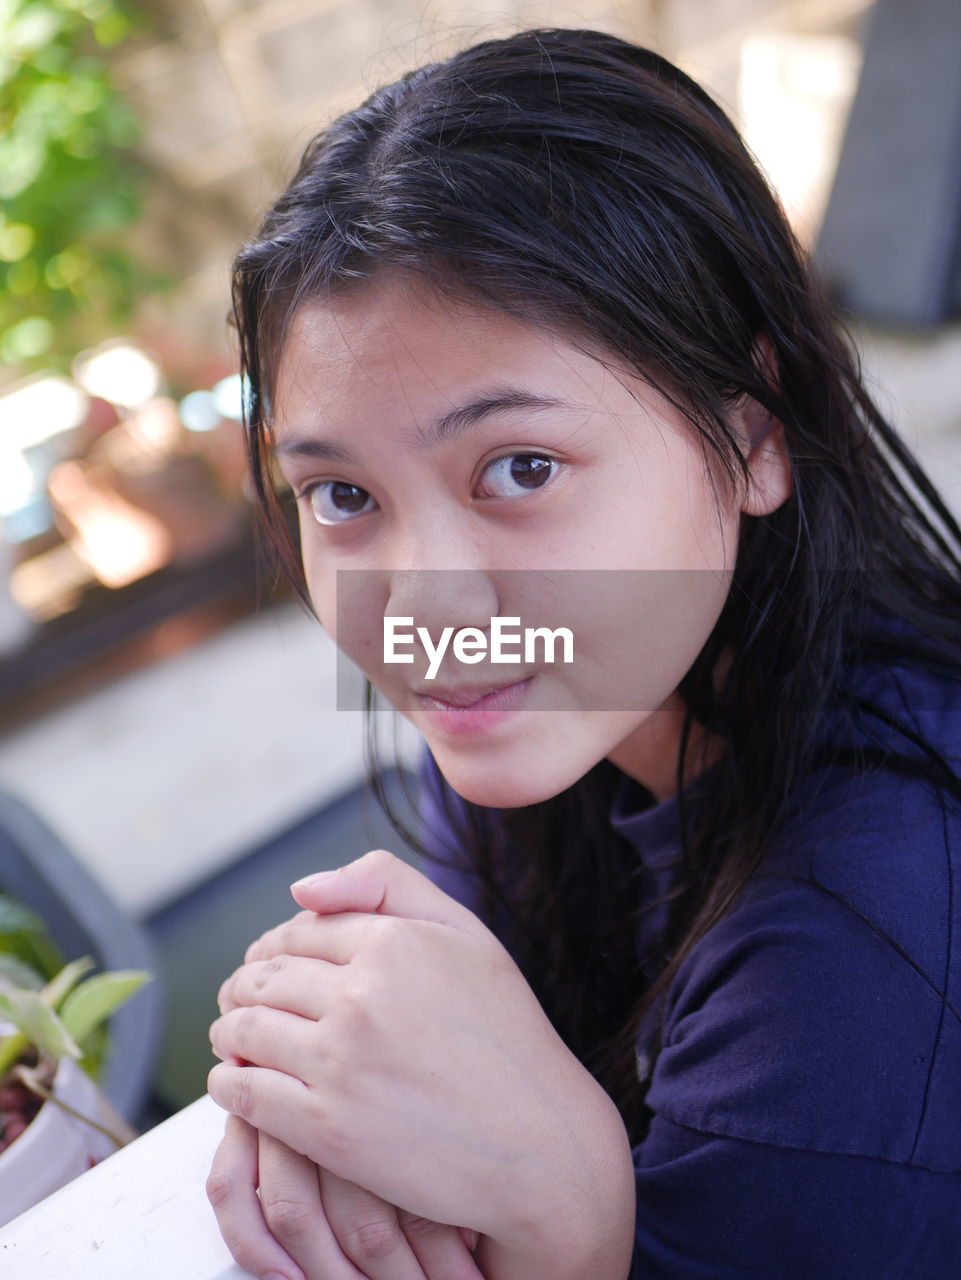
[431,753,586,810]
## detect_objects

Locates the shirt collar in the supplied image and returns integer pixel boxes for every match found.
[608,759,722,870]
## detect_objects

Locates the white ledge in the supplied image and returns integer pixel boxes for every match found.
[0,1094,251,1279]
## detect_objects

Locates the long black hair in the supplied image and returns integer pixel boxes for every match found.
[231,27,961,1143]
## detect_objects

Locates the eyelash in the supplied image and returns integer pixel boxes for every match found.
[295,451,561,526]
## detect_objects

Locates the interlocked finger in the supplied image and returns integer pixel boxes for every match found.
[321,1169,429,1280]
[207,1114,308,1280]
[397,1207,486,1279]
[210,1005,319,1077]
[245,911,374,966]
[258,1134,366,1279]
[219,954,339,1018]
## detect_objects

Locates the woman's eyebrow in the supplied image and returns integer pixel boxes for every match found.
[272,388,567,465]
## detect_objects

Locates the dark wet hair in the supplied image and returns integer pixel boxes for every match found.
[232,27,961,1141]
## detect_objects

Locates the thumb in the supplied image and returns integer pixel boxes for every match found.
[290,849,490,938]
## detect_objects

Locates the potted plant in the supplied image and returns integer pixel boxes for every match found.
[0,893,151,1226]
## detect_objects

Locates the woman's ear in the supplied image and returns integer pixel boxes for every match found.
[736,333,793,519]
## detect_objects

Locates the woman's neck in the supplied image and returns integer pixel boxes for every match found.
[606,695,722,803]
[606,650,733,802]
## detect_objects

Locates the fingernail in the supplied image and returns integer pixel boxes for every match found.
[291,870,338,890]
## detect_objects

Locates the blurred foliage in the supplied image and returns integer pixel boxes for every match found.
[0,894,65,980]
[0,0,154,372]
[0,903,151,1082]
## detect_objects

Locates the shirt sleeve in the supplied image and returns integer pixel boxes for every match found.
[628,1115,961,1279]
[645,765,961,1167]
[628,761,961,1277]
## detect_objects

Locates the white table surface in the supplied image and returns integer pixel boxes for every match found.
[0,1095,253,1279]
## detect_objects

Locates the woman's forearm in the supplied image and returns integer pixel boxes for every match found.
[474,1093,637,1280]
[477,1212,635,1280]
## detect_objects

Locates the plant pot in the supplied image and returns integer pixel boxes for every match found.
[0,1055,120,1228]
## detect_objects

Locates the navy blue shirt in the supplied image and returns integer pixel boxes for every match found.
[417,639,961,1277]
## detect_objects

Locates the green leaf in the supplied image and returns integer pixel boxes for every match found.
[42,955,96,1010]
[0,953,45,991]
[0,990,81,1060]
[77,1019,108,1079]
[0,896,44,936]
[59,970,150,1045]
[0,894,65,980]
[0,0,150,372]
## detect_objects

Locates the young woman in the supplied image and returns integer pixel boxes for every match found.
[204,27,961,1280]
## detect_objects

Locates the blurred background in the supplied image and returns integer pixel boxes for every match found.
[1,0,960,1122]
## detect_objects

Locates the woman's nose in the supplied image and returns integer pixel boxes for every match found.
[386,567,499,639]
[384,507,504,636]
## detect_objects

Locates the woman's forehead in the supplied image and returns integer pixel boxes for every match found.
[275,294,569,422]
[279,278,553,369]
[272,275,672,422]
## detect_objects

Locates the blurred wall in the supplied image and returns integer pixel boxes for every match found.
[111,0,875,360]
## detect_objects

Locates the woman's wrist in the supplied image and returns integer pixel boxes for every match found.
[479,1073,637,1280]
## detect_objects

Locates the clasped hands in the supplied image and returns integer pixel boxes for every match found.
[206,850,636,1280]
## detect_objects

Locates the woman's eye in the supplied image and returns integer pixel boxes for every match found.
[303,481,377,525]
[299,455,556,522]
[478,453,557,499]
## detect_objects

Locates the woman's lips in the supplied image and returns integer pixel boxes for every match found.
[417,677,525,706]
[415,676,533,734]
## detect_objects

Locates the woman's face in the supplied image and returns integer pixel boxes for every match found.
[271,274,791,807]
